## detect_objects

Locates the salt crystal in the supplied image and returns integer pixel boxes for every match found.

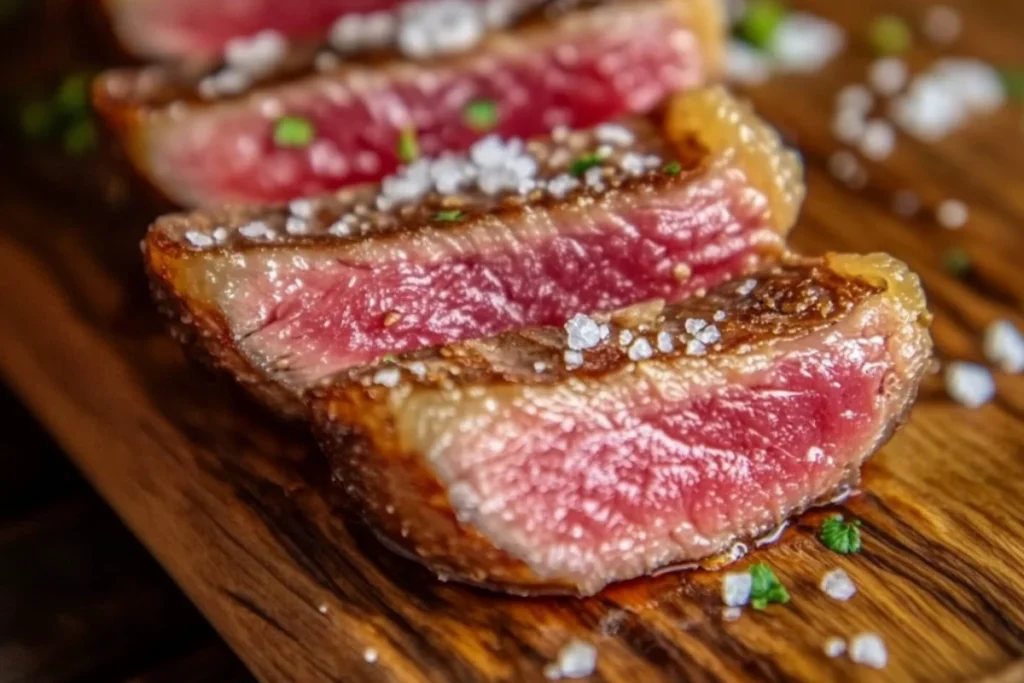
[212,227,229,243]
[850,633,887,669]
[238,220,274,240]
[398,0,484,59]
[564,349,584,369]
[363,647,379,663]
[936,199,968,229]
[859,119,896,161]
[824,637,847,658]
[933,58,1006,113]
[724,39,771,85]
[737,279,757,296]
[184,231,214,247]
[583,166,605,190]
[771,13,845,74]
[547,173,579,199]
[686,339,707,356]
[565,314,604,350]
[820,568,857,601]
[695,324,721,345]
[328,219,353,237]
[836,84,874,114]
[409,362,428,378]
[546,640,597,679]
[983,320,1024,373]
[289,198,315,218]
[225,30,287,77]
[594,123,635,146]
[285,216,309,235]
[618,329,634,346]
[628,338,654,361]
[684,318,707,335]
[890,75,966,141]
[373,367,402,387]
[713,310,727,322]
[656,330,675,353]
[868,57,908,96]
[722,606,743,622]
[722,572,752,606]
[620,152,646,176]
[944,361,995,407]
[534,361,548,373]
[832,108,867,144]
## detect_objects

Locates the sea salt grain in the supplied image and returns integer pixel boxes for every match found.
[836,84,874,114]
[657,330,675,353]
[983,320,1024,373]
[725,40,771,85]
[184,230,214,247]
[618,329,634,346]
[534,361,548,373]
[722,572,752,606]
[239,220,275,240]
[363,647,379,663]
[937,199,968,229]
[545,639,597,679]
[832,108,867,144]
[594,123,635,147]
[564,349,584,369]
[771,13,845,74]
[628,338,654,361]
[373,367,402,387]
[695,324,721,345]
[686,339,707,356]
[945,361,995,407]
[869,57,908,96]
[212,227,229,243]
[684,318,707,335]
[850,633,887,669]
[824,637,847,658]
[722,606,743,622]
[225,30,287,77]
[565,314,603,350]
[820,568,857,601]
[859,119,896,161]
[737,279,757,296]
[713,310,727,322]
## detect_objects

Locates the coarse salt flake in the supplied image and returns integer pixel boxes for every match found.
[225,30,287,77]
[373,367,402,387]
[364,647,379,663]
[409,362,428,378]
[285,216,309,235]
[547,173,579,199]
[771,13,845,74]
[628,338,654,361]
[983,320,1024,373]
[534,361,548,373]
[564,349,584,369]
[594,123,635,146]
[850,633,887,669]
[656,330,674,353]
[859,118,896,161]
[824,637,846,658]
[836,84,874,113]
[618,329,634,346]
[686,339,707,356]
[936,199,968,229]
[238,220,275,240]
[737,279,757,296]
[212,227,229,243]
[722,572,752,606]
[713,310,727,322]
[724,39,771,86]
[684,318,707,335]
[722,606,743,622]
[945,361,995,407]
[820,568,857,601]
[184,231,214,247]
[545,639,597,680]
[696,324,721,345]
[565,314,603,350]
[868,57,908,96]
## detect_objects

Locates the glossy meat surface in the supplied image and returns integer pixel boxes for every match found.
[312,254,933,594]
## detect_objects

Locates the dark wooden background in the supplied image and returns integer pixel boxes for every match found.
[1,0,1023,682]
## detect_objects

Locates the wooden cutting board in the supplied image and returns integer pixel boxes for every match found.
[1,0,1023,680]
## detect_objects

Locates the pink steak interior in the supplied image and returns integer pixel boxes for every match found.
[429,323,893,591]
[150,5,702,205]
[110,0,401,59]
[218,168,776,388]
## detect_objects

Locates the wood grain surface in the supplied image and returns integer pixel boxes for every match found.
[1,0,1023,681]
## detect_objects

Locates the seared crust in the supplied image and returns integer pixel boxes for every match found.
[144,87,804,418]
[308,254,933,595]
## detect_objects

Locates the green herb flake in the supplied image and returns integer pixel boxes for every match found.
[382,354,398,363]
[57,73,92,115]
[749,563,790,610]
[820,515,863,554]
[62,118,98,156]
[397,126,420,163]
[999,68,1024,102]
[737,0,787,50]
[19,100,55,140]
[868,15,912,56]
[569,152,602,177]
[273,115,316,148]
[943,248,972,277]
[663,160,682,176]
[463,99,499,132]
[434,209,464,222]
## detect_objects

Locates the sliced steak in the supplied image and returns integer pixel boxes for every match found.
[145,87,804,417]
[95,0,724,206]
[309,253,933,595]
[101,0,402,61]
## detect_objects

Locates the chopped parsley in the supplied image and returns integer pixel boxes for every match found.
[820,515,862,554]
[569,152,602,177]
[463,99,499,131]
[434,209,464,222]
[663,160,682,175]
[273,115,316,148]
[749,563,790,610]
[868,15,912,56]
[56,73,91,115]
[382,354,398,363]
[397,126,420,163]
[943,248,972,277]
[999,68,1024,102]
[16,71,99,156]
[62,119,98,156]
[736,0,786,50]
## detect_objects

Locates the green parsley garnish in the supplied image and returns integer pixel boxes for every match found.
[463,99,499,132]
[820,515,862,554]
[999,68,1024,102]
[434,209,464,222]
[397,126,420,163]
[749,562,790,610]
[56,73,91,115]
[382,354,397,363]
[62,119,98,156]
[19,100,55,140]
[569,152,602,177]
[737,0,786,50]
[868,15,912,56]
[273,115,316,148]
[943,248,972,277]
[663,160,682,175]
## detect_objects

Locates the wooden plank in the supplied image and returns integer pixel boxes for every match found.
[1,0,1023,681]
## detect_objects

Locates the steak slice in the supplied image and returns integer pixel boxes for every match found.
[145,87,804,417]
[94,0,724,206]
[309,253,933,595]
[101,0,402,61]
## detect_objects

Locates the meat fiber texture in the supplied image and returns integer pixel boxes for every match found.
[101,0,403,61]
[144,87,805,418]
[94,0,724,207]
[309,253,933,595]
